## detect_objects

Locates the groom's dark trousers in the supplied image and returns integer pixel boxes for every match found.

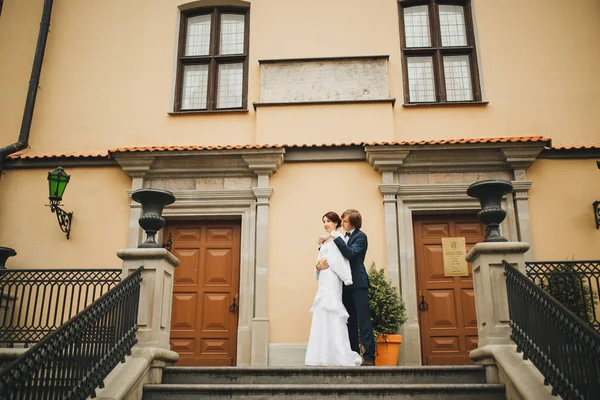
[334,230,376,362]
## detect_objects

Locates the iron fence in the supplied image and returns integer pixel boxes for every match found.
[525,261,600,332]
[0,269,121,346]
[505,261,600,400]
[0,266,142,400]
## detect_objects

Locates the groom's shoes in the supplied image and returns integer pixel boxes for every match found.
[360,359,375,366]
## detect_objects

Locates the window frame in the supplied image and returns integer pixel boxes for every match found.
[174,6,250,112]
[398,0,482,105]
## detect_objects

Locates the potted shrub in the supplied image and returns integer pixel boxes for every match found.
[367,262,408,366]
[540,263,597,325]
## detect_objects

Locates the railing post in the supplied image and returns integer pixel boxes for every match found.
[466,242,529,382]
[117,248,180,350]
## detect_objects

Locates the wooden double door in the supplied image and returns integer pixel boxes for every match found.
[413,215,485,365]
[166,220,241,366]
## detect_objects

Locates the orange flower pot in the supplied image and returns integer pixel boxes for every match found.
[375,334,402,366]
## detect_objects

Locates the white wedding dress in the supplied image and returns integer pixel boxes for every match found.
[305,238,362,366]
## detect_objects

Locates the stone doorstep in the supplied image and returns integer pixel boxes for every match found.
[161,365,487,385]
[143,383,506,400]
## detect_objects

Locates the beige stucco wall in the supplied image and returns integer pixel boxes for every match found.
[1,0,598,154]
[528,159,600,260]
[268,161,386,343]
[256,103,394,145]
[0,167,131,270]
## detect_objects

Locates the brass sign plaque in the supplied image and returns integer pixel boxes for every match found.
[442,237,468,277]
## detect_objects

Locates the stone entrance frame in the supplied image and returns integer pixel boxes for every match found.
[365,140,546,365]
[114,147,285,367]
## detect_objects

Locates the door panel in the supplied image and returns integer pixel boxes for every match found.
[168,220,241,366]
[414,215,485,365]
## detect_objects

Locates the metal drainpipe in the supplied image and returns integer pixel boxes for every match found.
[0,0,54,170]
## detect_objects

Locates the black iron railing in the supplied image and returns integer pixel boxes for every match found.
[526,261,600,333]
[0,267,142,400]
[505,261,600,400]
[0,269,121,346]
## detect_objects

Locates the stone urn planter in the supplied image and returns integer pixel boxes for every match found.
[131,189,176,248]
[0,247,16,269]
[466,180,513,242]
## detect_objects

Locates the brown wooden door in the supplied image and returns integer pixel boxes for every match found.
[166,221,241,366]
[413,215,485,365]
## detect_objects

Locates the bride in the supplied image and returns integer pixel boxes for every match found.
[305,211,362,366]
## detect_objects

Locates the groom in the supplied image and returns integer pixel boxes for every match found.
[319,209,376,366]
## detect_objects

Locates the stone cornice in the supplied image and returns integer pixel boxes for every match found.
[126,189,256,202]
[365,147,410,173]
[366,141,547,175]
[242,151,285,176]
[114,155,155,178]
[501,146,545,170]
[115,148,285,179]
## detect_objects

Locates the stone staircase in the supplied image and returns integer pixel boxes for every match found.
[143,365,505,399]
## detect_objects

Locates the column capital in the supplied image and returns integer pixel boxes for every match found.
[379,183,400,196]
[252,187,274,204]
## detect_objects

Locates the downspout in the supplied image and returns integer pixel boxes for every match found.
[0,0,54,170]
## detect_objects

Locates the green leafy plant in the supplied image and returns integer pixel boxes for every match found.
[540,264,597,324]
[367,262,407,339]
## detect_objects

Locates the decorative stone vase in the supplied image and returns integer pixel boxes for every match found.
[131,189,176,248]
[467,180,513,242]
[0,246,16,269]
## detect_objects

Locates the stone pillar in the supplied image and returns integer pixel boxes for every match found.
[117,248,180,350]
[466,241,529,381]
[251,184,272,366]
[512,180,535,261]
[379,179,401,292]
[242,152,282,366]
[365,147,409,294]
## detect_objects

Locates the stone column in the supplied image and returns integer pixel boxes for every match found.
[118,248,180,350]
[466,241,529,382]
[243,152,283,366]
[512,180,535,261]
[366,147,409,293]
[251,184,272,366]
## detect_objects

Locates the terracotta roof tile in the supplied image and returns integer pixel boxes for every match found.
[5,137,552,160]
[549,144,600,150]
[7,151,109,160]
[109,136,551,155]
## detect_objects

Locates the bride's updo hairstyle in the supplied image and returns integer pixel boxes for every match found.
[322,211,342,228]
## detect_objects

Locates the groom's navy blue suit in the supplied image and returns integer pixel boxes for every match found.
[334,229,376,363]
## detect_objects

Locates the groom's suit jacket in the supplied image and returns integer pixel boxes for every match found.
[333,229,369,291]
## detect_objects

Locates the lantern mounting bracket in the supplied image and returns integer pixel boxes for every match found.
[47,200,73,239]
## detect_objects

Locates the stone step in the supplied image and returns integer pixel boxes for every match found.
[143,383,506,400]
[161,366,487,385]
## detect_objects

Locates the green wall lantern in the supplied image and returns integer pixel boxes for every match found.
[47,166,73,239]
